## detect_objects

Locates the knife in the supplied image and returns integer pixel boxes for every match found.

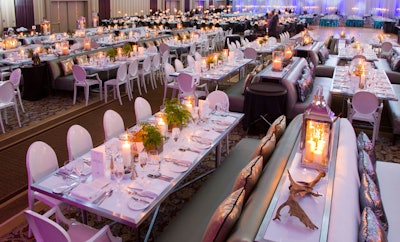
[93,190,108,204]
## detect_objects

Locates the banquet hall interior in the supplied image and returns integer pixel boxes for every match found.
[0,0,400,241]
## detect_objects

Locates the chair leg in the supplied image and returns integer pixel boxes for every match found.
[104,85,108,103]
[73,85,77,105]
[126,83,132,101]
[14,104,21,127]
[142,75,148,93]
[0,112,5,133]
[17,90,25,112]
[136,77,142,96]
[99,83,103,101]
[84,86,89,106]
[116,85,122,105]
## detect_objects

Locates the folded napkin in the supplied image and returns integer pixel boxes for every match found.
[164,150,198,166]
[192,130,220,144]
[211,115,236,126]
[138,179,170,199]
[70,178,109,201]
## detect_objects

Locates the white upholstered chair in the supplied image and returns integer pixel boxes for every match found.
[103,109,125,140]
[26,141,64,236]
[134,96,152,124]
[25,206,121,242]
[0,81,21,133]
[347,91,383,145]
[66,124,93,161]
[72,65,103,106]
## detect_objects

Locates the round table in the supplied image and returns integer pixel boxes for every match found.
[21,63,49,101]
[243,82,287,134]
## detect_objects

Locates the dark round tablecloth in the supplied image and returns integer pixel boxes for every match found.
[243,82,287,134]
[21,63,49,101]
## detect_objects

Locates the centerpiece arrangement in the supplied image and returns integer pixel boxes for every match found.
[164,98,192,129]
[106,48,117,61]
[130,123,165,152]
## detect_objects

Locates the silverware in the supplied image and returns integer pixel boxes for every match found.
[94,189,113,205]
[132,196,150,204]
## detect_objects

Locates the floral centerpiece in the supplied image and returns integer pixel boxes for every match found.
[164,98,192,128]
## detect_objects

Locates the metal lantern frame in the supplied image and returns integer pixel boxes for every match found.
[300,93,334,171]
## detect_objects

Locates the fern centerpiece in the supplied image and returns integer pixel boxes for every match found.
[140,123,164,152]
[122,43,132,56]
[164,98,192,128]
[106,48,117,61]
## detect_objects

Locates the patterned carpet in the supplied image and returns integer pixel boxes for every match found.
[1,26,400,241]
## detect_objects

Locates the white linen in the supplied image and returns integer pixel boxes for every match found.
[70,178,110,201]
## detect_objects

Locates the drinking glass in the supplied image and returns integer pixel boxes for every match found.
[172,128,180,143]
[114,158,124,190]
[137,151,148,185]
[74,159,84,177]
[147,150,161,178]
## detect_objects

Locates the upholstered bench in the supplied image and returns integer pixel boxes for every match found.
[376,161,400,241]
[158,115,289,242]
[388,84,400,144]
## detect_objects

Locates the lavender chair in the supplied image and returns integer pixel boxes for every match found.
[25,206,121,242]
[151,53,162,87]
[128,59,141,95]
[138,56,153,94]
[0,81,21,133]
[206,90,230,153]
[104,63,132,105]
[8,68,25,112]
[163,63,179,102]
[177,73,208,104]
[174,59,184,72]
[72,65,103,106]
[347,91,383,145]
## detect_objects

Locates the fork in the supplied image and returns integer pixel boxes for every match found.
[96,189,113,205]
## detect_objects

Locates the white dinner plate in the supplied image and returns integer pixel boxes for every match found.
[128,199,149,211]
[169,164,188,173]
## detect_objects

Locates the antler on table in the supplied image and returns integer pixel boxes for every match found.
[273,170,325,230]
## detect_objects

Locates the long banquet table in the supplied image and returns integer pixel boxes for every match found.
[330,66,397,101]
[31,110,243,240]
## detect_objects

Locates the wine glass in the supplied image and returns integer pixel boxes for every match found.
[114,157,124,190]
[137,151,148,185]
[147,150,161,178]
[172,128,180,143]
[74,159,84,177]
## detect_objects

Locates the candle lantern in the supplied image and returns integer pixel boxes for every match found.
[284,44,293,60]
[300,90,334,171]
[97,26,103,35]
[272,51,283,71]
[41,20,51,35]
[183,95,195,111]
[61,41,69,55]
[77,16,86,30]
[84,37,91,51]
[340,29,346,38]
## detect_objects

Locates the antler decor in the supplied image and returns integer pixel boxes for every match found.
[273,170,326,230]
